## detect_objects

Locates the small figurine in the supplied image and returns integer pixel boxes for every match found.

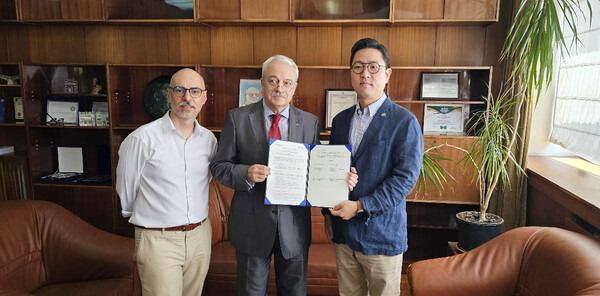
[91,77,103,95]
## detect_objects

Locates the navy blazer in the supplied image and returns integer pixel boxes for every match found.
[328,96,423,256]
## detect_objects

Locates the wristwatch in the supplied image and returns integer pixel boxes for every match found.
[356,208,365,217]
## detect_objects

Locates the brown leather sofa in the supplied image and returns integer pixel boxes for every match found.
[408,226,600,296]
[0,200,141,296]
[204,179,338,295]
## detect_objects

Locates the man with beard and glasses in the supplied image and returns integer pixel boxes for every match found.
[116,68,217,296]
[210,54,357,295]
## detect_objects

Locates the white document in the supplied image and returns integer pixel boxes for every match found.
[265,140,309,206]
[265,140,351,207]
[47,100,79,125]
[58,147,84,173]
[306,145,351,207]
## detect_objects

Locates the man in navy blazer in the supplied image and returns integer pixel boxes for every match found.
[324,38,423,295]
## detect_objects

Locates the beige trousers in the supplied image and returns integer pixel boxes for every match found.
[134,220,212,296]
[334,243,403,296]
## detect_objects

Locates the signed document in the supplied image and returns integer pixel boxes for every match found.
[265,140,352,207]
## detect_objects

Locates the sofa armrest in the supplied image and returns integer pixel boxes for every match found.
[35,202,136,285]
[407,227,540,296]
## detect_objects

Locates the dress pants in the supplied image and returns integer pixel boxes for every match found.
[235,232,308,296]
[334,243,403,296]
[134,220,212,296]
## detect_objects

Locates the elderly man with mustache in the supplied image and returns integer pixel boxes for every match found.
[211,55,357,295]
[116,68,217,296]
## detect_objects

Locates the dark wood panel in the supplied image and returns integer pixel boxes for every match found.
[124,26,170,64]
[166,26,211,64]
[0,0,17,20]
[241,0,289,21]
[297,27,342,66]
[0,155,31,200]
[21,0,102,20]
[527,168,600,231]
[27,128,110,179]
[198,67,262,128]
[0,126,27,153]
[408,137,479,203]
[0,27,8,61]
[20,0,61,20]
[106,0,193,20]
[296,68,352,130]
[24,25,87,63]
[197,0,240,20]
[394,0,444,20]
[84,25,127,64]
[341,26,389,67]
[436,26,486,66]
[294,0,390,20]
[4,25,31,63]
[33,185,114,232]
[404,202,478,269]
[108,65,190,127]
[388,26,436,66]
[253,26,297,65]
[59,0,103,20]
[444,0,497,19]
[210,26,254,65]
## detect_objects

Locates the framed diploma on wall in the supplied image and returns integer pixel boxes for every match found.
[420,72,460,100]
[325,89,357,129]
[423,103,469,136]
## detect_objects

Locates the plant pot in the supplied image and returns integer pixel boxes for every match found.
[456,211,504,251]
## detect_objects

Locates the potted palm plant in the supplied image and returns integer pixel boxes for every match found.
[418,0,592,251]
[453,0,592,250]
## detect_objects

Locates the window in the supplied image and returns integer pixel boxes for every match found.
[550,0,600,165]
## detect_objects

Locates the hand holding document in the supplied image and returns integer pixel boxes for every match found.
[265,140,352,207]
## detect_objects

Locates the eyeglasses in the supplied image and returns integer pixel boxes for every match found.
[351,62,387,74]
[265,78,296,91]
[168,86,207,99]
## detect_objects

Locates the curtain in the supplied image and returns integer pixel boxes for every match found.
[486,0,531,230]
[550,0,600,165]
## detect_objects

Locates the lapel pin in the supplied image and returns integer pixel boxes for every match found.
[381,113,387,117]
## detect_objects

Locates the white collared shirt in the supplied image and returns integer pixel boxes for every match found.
[116,111,217,228]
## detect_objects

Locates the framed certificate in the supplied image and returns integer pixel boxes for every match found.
[420,72,460,100]
[423,103,469,136]
[325,89,357,129]
[46,100,79,126]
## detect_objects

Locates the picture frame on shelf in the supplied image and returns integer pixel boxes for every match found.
[13,97,23,122]
[423,103,469,136]
[325,89,357,129]
[239,79,262,107]
[420,72,460,100]
[46,99,79,126]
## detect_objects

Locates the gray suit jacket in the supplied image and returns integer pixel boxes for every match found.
[210,101,320,259]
